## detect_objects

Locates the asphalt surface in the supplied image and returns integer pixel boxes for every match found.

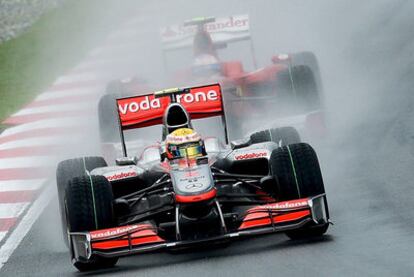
[2,0,414,276]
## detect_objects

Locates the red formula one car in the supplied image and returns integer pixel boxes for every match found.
[56,83,330,271]
[160,15,325,138]
[99,15,325,147]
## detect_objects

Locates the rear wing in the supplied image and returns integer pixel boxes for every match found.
[116,83,228,156]
[160,15,251,50]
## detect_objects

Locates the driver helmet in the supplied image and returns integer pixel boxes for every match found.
[165,128,206,160]
[193,29,217,58]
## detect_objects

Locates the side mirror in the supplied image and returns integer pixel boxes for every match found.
[231,138,251,150]
[115,157,137,166]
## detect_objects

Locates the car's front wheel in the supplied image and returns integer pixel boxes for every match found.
[250,126,301,146]
[65,175,118,271]
[269,143,329,239]
[56,157,107,247]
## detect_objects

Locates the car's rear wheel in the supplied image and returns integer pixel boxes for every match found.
[65,175,118,271]
[250,127,301,146]
[269,143,329,239]
[290,51,323,95]
[56,157,107,247]
[290,65,320,111]
[98,93,120,143]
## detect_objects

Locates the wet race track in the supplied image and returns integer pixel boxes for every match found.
[1,1,414,276]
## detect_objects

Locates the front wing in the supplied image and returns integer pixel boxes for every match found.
[70,194,328,263]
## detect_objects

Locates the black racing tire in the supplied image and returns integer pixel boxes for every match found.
[56,157,107,247]
[65,175,118,271]
[99,79,129,143]
[290,51,324,96]
[269,143,328,239]
[99,77,149,143]
[250,127,301,146]
[289,65,320,111]
[98,93,120,143]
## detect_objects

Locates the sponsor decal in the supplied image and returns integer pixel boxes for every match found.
[259,199,308,210]
[90,224,141,240]
[117,84,223,129]
[161,15,250,42]
[118,89,219,115]
[185,183,203,190]
[179,175,205,183]
[105,171,137,181]
[234,151,269,160]
[176,89,219,103]
[118,96,161,115]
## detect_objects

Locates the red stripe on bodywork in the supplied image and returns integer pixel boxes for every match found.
[242,212,270,221]
[92,235,164,250]
[239,210,311,230]
[91,223,165,250]
[0,168,50,180]
[0,190,36,203]
[0,218,17,231]
[3,110,93,125]
[175,189,217,203]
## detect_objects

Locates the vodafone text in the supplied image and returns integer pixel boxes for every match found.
[260,200,308,210]
[106,171,137,181]
[118,90,219,115]
[91,225,141,239]
[235,152,268,160]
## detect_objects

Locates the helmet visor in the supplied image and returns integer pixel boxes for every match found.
[168,142,204,159]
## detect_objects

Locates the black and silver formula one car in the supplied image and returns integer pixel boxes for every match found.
[56,83,330,271]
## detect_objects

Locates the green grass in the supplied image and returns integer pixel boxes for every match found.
[0,0,137,128]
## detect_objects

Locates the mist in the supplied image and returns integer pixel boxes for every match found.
[30,0,414,274]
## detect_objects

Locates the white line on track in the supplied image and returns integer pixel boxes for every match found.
[0,184,52,269]
[0,16,137,270]
[54,73,98,84]
[74,58,130,72]
[0,179,46,192]
[36,87,101,101]
[1,118,83,137]
[0,134,86,150]
[0,203,29,218]
[13,102,94,117]
[0,157,57,169]
[0,232,7,243]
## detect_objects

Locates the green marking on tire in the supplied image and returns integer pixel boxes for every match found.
[287,64,298,100]
[286,145,301,198]
[83,158,98,229]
